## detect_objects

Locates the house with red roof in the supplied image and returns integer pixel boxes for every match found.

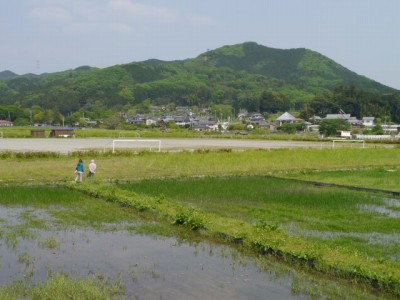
[0,120,13,126]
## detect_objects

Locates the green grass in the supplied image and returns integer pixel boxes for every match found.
[0,186,85,207]
[3,147,400,297]
[0,186,144,230]
[118,175,399,236]
[2,148,400,186]
[279,167,400,192]
[71,180,400,297]
[0,273,124,300]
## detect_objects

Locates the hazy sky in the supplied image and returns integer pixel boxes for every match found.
[1,0,399,89]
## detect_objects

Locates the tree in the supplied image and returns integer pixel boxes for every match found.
[319,119,350,137]
[307,95,338,116]
[279,123,297,134]
[299,103,314,120]
[259,91,290,113]
[370,123,384,135]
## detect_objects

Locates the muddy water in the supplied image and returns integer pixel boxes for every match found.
[0,207,304,300]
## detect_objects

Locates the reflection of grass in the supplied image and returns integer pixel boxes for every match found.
[143,268,161,280]
[129,269,138,283]
[3,231,18,249]
[39,236,58,250]
[18,252,31,266]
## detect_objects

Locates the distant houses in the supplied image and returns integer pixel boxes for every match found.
[0,120,13,127]
[49,128,75,138]
[276,112,303,126]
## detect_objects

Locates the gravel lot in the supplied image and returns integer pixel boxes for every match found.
[0,138,329,153]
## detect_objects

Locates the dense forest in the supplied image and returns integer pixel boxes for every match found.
[1,42,399,125]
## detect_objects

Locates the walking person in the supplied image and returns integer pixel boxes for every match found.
[75,159,84,183]
[88,159,97,179]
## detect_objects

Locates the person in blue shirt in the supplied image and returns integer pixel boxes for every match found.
[75,158,84,182]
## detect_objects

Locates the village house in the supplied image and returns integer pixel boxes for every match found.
[0,120,13,126]
[309,115,322,123]
[49,128,75,138]
[348,116,362,126]
[191,118,218,131]
[362,117,375,127]
[128,114,146,125]
[146,117,159,126]
[324,113,351,120]
[276,112,303,126]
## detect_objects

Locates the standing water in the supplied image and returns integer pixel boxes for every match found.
[0,206,305,299]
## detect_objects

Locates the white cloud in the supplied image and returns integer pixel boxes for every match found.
[28,7,71,22]
[108,0,179,23]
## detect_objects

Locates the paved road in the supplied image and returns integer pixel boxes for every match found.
[0,137,330,153]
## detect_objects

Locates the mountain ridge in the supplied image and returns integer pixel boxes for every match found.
[0,42,397,116]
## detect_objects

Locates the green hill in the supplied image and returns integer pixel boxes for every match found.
[0,70,18,80]
[0,42,397,116]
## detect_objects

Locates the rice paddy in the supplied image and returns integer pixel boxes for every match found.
[0,186,380,299]
[1,146,400,298]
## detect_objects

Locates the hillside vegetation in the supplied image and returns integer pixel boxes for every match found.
[0,42,400,125]
[0,42,398,123]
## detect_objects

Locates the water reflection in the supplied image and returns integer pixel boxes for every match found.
[0,206,303,299]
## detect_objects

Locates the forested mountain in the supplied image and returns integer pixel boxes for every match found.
[0,70,19,80]
[0,42,398,124]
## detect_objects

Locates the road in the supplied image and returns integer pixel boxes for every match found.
[0,137,331,153]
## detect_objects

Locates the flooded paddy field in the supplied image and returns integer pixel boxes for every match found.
[0,186,385,299]
[0,206,298,299]
[116,176,400,298]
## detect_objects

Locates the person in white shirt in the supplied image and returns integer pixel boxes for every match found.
[88,159,97,179]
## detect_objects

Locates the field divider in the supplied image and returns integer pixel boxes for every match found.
[66,182,400,297]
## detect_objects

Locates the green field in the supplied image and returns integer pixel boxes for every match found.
[1,146,400,298]
[118,176,400,261]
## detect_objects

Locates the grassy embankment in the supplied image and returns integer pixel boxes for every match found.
[1,147,400,297]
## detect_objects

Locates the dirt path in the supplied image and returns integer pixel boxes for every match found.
[0,137,340,153]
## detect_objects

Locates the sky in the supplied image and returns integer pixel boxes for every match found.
[1,0,400,90]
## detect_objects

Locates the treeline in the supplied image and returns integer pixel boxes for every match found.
[2,84,400,126]
[299,85,400,123]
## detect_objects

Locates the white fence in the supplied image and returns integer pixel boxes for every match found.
[355,135,392,140]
